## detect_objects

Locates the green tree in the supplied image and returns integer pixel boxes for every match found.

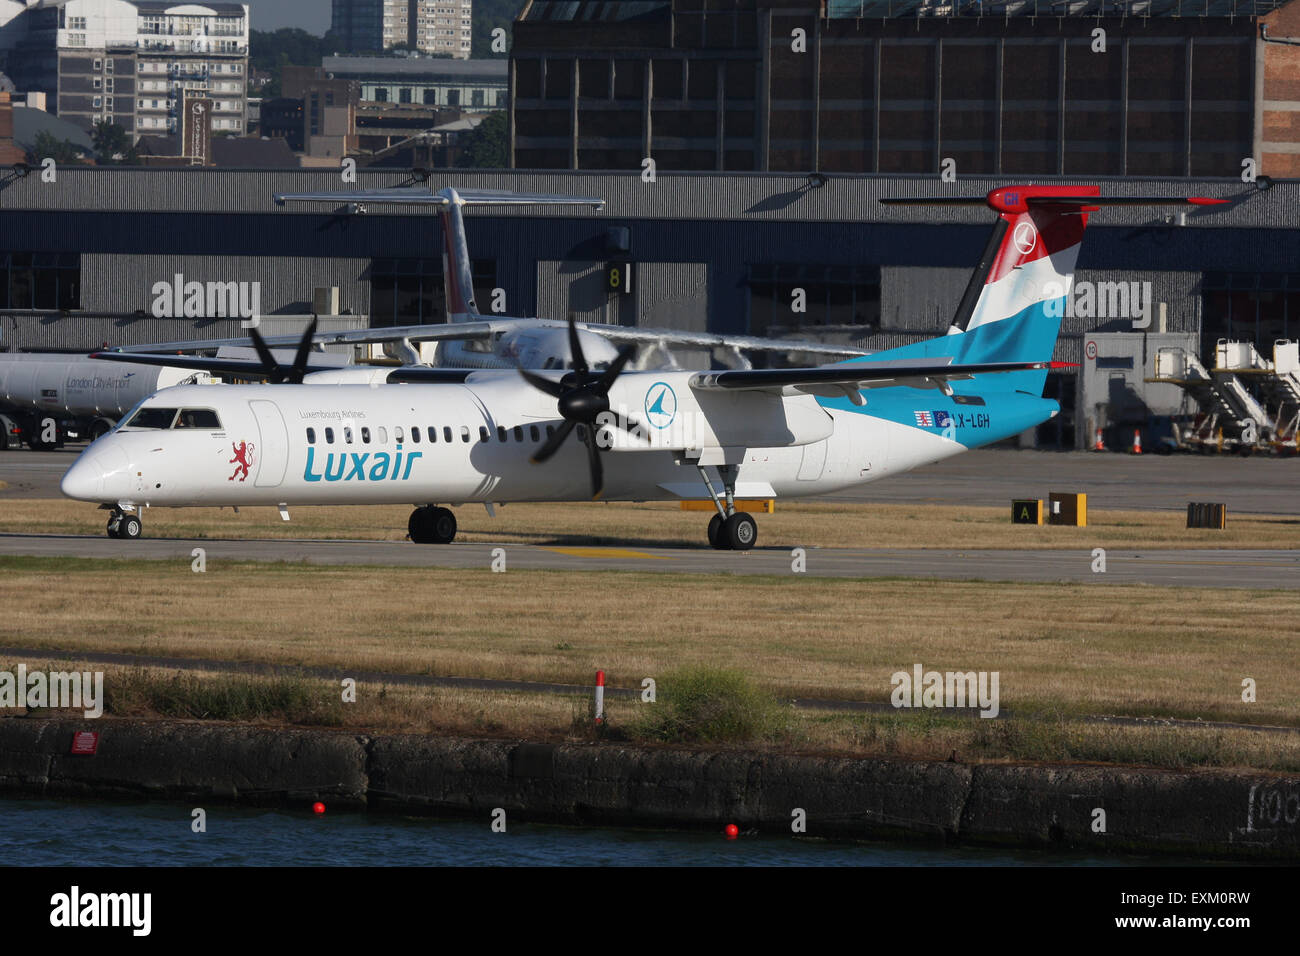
[250,28,326,72]
[251,27,327,97]
[456,110,508,168]
[472,0,525,58]
[27,129,88,165]
[91,119,138,165]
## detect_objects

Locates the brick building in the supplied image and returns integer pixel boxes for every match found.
[510,0,1300,176]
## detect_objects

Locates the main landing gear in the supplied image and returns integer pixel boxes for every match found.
[698,464,757,551]
[408,505,457,544]
[106,508,141,540]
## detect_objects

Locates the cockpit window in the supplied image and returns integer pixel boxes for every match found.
[174,408,222,429]
[122,407,179,429]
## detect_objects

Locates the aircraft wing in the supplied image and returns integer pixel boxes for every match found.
[690,359,1067,403]
[112,321,506,354]
[88,351,349,379]
[586,325,870,359]
[113,319,871,361]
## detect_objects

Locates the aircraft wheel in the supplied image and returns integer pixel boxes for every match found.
[409,506,456,544]
[118,514,142,540]
[430,507,457,544]
[723,512,757,551]
[106,515,121,539]
[708,513,730,550]
[408,507,434,543]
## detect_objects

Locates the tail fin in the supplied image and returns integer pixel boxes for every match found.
[870,186,1227,392]
[274,186,604,322]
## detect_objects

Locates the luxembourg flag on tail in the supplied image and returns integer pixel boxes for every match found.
[863,185,1229,394]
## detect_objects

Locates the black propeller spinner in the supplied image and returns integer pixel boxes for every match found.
[517,317,641,499]
[248,317,319,384]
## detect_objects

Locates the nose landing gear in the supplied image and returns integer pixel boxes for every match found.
[408,505,457,544]
[698,464,757,551]
[106,508,141,540]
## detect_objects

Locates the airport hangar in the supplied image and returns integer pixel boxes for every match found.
[0,165,1294,449]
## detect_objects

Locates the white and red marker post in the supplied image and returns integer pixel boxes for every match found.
[594,670,605,725]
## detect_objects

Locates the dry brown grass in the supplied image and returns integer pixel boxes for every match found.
[3,555,1297,728]
[7,656,1299,771]
[3,497,1300,549]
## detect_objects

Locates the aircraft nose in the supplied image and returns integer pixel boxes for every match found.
[60,456,103,500]
[61,444,130,502]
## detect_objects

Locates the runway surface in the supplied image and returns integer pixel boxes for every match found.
[6,445,1300,513]
[3,532,1298,588]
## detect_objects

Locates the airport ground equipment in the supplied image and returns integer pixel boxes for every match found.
[1187,503,1227,529]
[1149,344,1273,453]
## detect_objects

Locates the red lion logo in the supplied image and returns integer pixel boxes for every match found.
[228,441,255,482]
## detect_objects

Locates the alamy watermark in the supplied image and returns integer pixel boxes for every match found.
[151,272,260,326]
[1043,280,1151,325]
[50,886,150,936]
[890,663,1000,718]
[0,665,103,718]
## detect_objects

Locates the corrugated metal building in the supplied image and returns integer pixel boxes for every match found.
[0,165,1294,446]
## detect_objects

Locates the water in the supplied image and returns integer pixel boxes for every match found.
[0,797,1200,866]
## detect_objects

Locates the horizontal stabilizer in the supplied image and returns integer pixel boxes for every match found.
[692,359,1071,395]
[274,187,604,209]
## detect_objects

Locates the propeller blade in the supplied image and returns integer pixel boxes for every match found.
[567,315,589,376]
[288,317,319,384]
[518,368,566,398]
[582,425,604,500]
[247,324,281,382]
[596,344,637,393]
[530,419,575,464]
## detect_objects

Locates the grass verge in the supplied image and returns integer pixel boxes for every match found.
[6,659,1299,772]
[2,555,1297,729]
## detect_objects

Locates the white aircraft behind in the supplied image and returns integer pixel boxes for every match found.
[65,186,1225,549]
[107,186,871,380]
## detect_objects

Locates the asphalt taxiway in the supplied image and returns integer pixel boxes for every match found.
[2,533,1297,588]
[5,446,1300,586]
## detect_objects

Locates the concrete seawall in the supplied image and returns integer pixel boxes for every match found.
[1,717,1297,858]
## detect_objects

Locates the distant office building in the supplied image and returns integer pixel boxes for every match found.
[510,0,1300,177]
[280,65,360,159]
[322,55,506,109]
[0,91,24,163]
[331,0,472,59]
[0,0,250,138]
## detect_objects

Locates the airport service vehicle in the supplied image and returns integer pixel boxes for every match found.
[0,353,210,450]
[64,185,1226,548]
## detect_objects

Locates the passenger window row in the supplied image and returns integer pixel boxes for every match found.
[305,423,562,445]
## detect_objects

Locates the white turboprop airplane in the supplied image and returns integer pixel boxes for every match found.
[64,186,1225,549]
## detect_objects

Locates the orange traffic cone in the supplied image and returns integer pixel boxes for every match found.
[1131,429,1142,455]
[1094,427,1106,451]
